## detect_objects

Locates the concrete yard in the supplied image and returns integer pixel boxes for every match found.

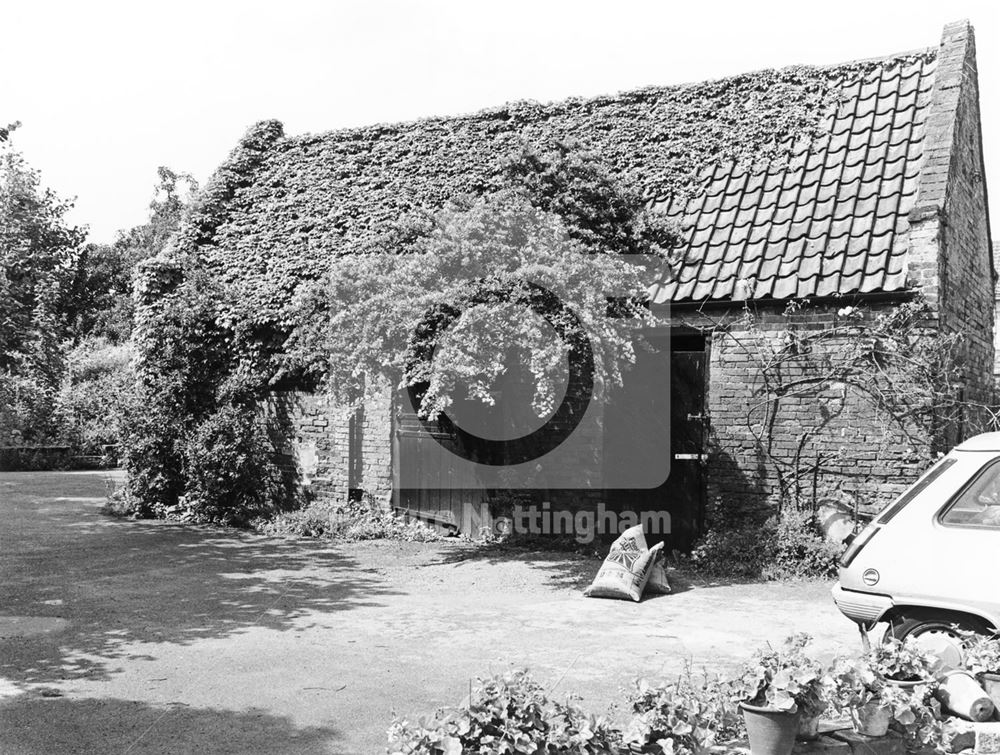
[0,471,860,754]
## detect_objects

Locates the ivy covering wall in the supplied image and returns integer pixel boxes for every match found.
[128,51,943,519]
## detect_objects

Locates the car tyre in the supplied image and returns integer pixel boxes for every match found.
[885,610,993,668]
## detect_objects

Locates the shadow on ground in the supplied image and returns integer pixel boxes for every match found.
[0,472,402,686]
[0,695,344,755]
[426,540,706,594]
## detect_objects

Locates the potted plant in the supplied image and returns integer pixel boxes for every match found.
[961,631,1000,712]
[730,634,827,755]
[831,656,893,736]
[868,637,939,685]
[832,652,943,743]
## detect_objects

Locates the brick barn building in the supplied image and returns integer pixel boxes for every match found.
[140,21,993,548]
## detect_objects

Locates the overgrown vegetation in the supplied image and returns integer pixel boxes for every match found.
[125,137,679,520]
[258,495,442,542]
[1,123,195,459]
[286,140,679,419]
[689,509,841,580]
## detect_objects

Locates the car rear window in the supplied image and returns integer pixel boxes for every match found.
[940,458,1000,529]
[877,457,957,524]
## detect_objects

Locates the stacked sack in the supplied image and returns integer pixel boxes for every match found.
[583,525,671,602]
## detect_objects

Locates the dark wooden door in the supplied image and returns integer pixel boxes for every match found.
[665,346,707,552]
[605,335,706,553]
[392,399,491,535]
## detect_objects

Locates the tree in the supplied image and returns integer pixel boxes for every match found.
[287,140,680,420]
[0,133,87,443]
[70,167,198,342]
[0,121,20,143]
[0,140,86,370]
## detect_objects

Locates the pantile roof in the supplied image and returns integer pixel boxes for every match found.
[649,57,936,302]
[175,26,971,326]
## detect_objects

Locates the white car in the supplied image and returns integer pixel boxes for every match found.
[833,432,1000,659]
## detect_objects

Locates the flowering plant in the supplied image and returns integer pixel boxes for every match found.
[868,637,939,682]
[625,670,740,755]
[960,631,1000,676]
[730,634,831,715]
[830,653,942,747]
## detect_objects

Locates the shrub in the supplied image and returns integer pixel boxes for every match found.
[688,523,776,578]
[761,510,841,580]
[689,509,840,580]
[387,669,619,754]
[177,397,297,526]
[0,370,64,445]
[122,261,300,523]
[56,337,133,454]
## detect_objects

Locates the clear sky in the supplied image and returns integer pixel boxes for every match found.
[4,0,998,243]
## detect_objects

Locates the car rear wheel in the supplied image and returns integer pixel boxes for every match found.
[885,610,993,669]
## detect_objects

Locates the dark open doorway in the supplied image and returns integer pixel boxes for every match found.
[604,331,707,553]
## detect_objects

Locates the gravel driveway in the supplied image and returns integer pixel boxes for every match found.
[0,471,860,754]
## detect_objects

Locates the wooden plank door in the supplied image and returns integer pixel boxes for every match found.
[392,396,491,535]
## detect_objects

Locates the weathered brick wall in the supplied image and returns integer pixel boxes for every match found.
[994,244,1000,378]
[937,25,995,418]
[266,389,393,505]
[908,22,995,438]
[674,304,933,522]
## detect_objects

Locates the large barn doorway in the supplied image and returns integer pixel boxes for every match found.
[392,406,491,535]
[604,332,706,553]
[393,332,707,546]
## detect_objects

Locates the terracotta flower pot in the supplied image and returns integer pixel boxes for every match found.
[936,670,995,722]
[797,712,821,741]
[741,703,801,755]
[882,678,922,689]
[980,673,1000,717]
[851,701,891,737]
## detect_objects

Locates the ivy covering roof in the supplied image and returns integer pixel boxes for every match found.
[183,42,943,326]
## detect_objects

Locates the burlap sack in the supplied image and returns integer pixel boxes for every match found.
[584,528,663,602]
[646,559,672,595]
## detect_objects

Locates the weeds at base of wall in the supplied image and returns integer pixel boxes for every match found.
[688,509,842,580]
[256,496,443,542]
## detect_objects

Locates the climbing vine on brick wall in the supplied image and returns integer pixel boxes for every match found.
[708,297,999,516]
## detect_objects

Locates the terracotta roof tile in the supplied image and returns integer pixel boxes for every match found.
[652,52,937,302]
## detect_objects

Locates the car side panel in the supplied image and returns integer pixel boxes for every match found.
[838,451,1000,629]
